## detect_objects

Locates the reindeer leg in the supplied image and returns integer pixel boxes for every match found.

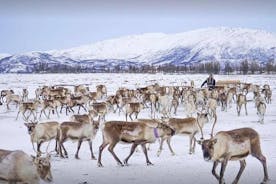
[98,141,109,167]
[124,143,139,166]
[253,154,269,183]
[61,143,68,158]
[75,139,83,159]
[55,107,59,118]
[88,140,96,160]
[219,157,230,184]
[166,137,175,156]
[55,140,58,154]
[125,113,128,122]
[78,105,81,114]
[129,113,133,121]
[212,161,220,181]
[232,159,246,184]
[108,142,123,166]
[37,141,43,157]
[245,103,248,116]
[15,110,21,120]
[141,143,153,165]
[189,134,194,154]
[157,138,165,157]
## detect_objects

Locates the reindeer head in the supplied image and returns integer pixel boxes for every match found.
[197,138,217,161]
[197,112,209,125]
[32,154,53,182]
[156,122,175,137]
[24,121,38,134]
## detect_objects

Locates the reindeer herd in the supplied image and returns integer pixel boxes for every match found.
[0,79,273,184]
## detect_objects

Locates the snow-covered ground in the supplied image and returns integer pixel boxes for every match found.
[0,73,275,184]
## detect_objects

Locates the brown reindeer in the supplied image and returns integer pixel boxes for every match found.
[57,120,99,159]
[125,102,144,121]
[197,128,268,184]
[97,120,175,167]
[236,93,248,116]
[16,100,40,120]
[24,121,59,156]
[159,112,209,156]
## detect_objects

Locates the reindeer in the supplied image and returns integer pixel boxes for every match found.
[262,88,272,104]
[74,84,89,96]
[24,121,59,156]
[96,84,107,98]
[57,120,99,159]
[207,98,217,119]
[184,93,196,117]
[236,93,248,116]
[197,127,268,184]
[170,95,179,115]
[88,91,102,103]
[255,96,267,124]
[158,94,172,117]
[39,99,61,119]
[6,93,22,110]
[125,102,144,121]
[70,110,98,124]
[16,100,40,120]
[70,95,90,114]
[89,102,108,121]
[0,149,53,184]
[97,120,175,167]
[0,89,14,103]
[35,87,43,100]
[22,88,29,102]
[218,92,227,111]
[158,112,209,156]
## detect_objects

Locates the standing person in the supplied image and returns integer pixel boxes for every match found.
[201,73,216,90]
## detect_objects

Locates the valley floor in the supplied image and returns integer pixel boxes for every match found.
[0,73,275,184]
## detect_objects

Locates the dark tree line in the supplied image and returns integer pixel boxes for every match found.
[25,59,276,74]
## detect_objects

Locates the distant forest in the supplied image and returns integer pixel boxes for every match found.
[31,59,276,74]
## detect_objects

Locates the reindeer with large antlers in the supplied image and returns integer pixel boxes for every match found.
[197,122,269,184]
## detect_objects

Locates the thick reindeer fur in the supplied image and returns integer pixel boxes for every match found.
[199,128,268,184]
[0,149,53,184]
[97,120,174,167]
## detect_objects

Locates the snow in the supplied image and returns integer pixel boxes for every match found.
[48,27,276,62]
[0,73,276,184]
[0,54,11,60]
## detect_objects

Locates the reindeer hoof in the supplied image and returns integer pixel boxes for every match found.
[97,163,103,167]
[147,162,153,166]
[91,156,96,160]
[171,152,176,156]
[75,155,80,159]
[123,160,129,166]
[118,162,124,167]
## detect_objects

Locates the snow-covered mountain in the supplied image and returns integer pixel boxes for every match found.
[1,27,276,73]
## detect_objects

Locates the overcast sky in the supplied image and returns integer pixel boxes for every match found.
[0,0,275,54]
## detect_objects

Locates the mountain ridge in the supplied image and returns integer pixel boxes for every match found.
[0,27,275,73]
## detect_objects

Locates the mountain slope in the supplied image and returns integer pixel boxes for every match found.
[1,27,276,73]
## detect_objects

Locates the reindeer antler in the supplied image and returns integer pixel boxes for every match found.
[196,115,204,140]
[210,113,217,138]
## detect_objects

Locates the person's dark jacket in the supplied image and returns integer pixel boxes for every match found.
[201,77,216,89]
